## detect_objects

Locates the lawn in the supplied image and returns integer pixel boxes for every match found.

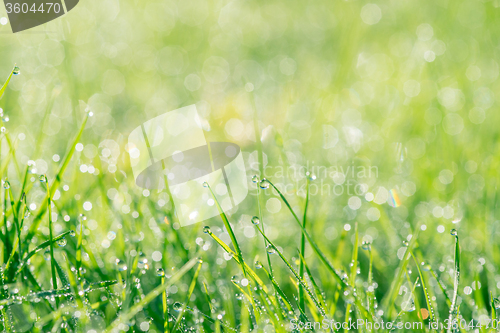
[0,0,499,332]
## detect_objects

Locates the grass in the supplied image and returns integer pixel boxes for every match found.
[0,68,495,333]
[1,0,500,331]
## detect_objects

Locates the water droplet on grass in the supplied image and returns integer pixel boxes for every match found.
[361,241,371,251]
[69,230,76,237]
[202,182,209,188]
[39,175,47,183]
[57,238,67,247]
[254,261,263,269]
[306,172,316,181]
[266,244,276,254]
[259,179,270,189]
[13,66,20,75]
[203,226,211,234]
[197,257,203,264]
[115,259,127,272]
[3,180,10,189]
[402,240,409,247]
[156,268,165,277]
[450,229,458,236]
[251,175,259,183]
[138,252,147,265]
[494,298,500,309]
[251,216,260,225]
[173,302,183,311]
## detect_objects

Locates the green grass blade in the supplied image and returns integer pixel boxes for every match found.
[264,179,345,287]
[298,176,310,313]
[410,251,437,325]
[204,183,245,272]
[104,256,198,333]
[172,261,202,331]
[491,292,496,322]
[447,232,461,333]
[344,223,359,326]
[26,111,90,243]
[382,230,420,319]
[254,224,326,317]
[0,65,16,100]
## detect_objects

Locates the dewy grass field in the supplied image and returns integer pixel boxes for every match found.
[0,0,499,332]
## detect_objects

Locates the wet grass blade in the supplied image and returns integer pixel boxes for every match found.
[105,256,199,333]
[254,223,326,317]
[205,183,245,272]
[172,261,203,332]
[491,292,496,322]
[0,65,16,100]
[411,251,437,325]
[205,229,268,293]
[447,233,461,333]
[297,251,326,309]
[26,111,90,243]
[42,176,58,292]
[382,230,420,319]
[264,179,345,286]
[389,276,420,329]
[161,270,169,333]
[344,223,359,326]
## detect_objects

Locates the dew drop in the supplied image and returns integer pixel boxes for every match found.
[450,229,458,236]
[259,178,270,189]
[156,268,165,277]
[203,226,211,234]
[39,175,47,183]
[57,238,67,247]
[3,180,10,189]
[115,259,127,272]
[251,216,260,225]
[251,175,259,183]
[197,257,203,264]
[402,240,409,247]
[266,244,276,254]
[202,182,209,188]
[494,298,500,309]
[138,252,148,265]
[254,261,263,269]
[361,241,371,251]
[13,66,20,75]
[306,172,317,181]
[69,230,76,237]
